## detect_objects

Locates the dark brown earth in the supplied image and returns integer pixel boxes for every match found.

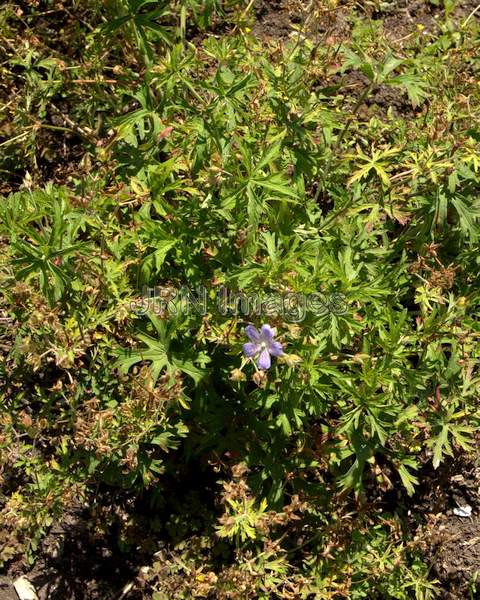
[416,455,480,599]
[0,576,17,600]
[5,506,143,600]
[252,0,480,44]
[252,0,352,42]
[434,515,480,599]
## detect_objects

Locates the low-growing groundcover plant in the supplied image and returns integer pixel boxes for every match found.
[1,0,480,597]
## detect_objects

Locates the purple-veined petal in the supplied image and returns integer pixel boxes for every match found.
[260,324,276,342]
[243,342,258,357]
[269,340,284,356]
[257,348,271,370]
[245,325,260,342]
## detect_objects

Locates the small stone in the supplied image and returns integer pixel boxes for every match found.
[453,505,472,518]
[13,577,38,600]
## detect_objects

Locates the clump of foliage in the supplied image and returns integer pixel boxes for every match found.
[1,0,480,597]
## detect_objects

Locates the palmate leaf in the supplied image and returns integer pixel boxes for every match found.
[338,443,372,493]
[388,74,429,107]
[431,425,451,469]
[116,313,206,385]
[117,341,205,385]
[115,108,163,147]
[396,457,419,496]
[12,239,88,302]
[223,132,299,226]
[137,217,178,280]
[450,195,480,242]
[429,416,475,469]
[252,175,299,200]
[102,0,173,49]
[347,146,399,186]
[140,239,177,280]
[117,332,169,379]
[255,136,285,172]
[150,424,188,452]
[225,173,298,230]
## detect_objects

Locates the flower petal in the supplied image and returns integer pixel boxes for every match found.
[245,325,260,342]
[260,324,276,342]
[243,342,258,357]
[269,341,284,356]
[257,349,271,370]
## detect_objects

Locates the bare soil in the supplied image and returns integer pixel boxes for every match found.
[252,0,352,42]
[5,506,143,600]
[417,455,480,599]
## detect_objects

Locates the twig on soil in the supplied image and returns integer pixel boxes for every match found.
[0,131,30,148]
[71,79,117,84]
[48,102,95,140]
[231,0,256,34]
[391,32,417,45]
[462,4,480,28]
[117,581,135,600]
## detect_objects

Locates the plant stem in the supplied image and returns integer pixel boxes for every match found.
[314,81,374,205]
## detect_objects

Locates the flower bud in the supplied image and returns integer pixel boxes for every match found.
[230,368,246,382]
[253,371,267,387]
[278,353,302,367]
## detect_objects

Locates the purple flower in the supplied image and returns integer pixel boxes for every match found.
[243,324,284,370]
